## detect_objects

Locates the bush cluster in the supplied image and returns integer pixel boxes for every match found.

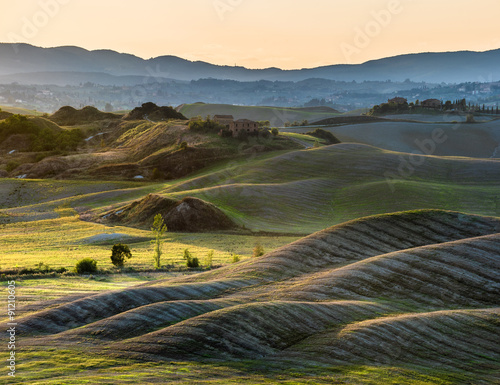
[75,258,98,274]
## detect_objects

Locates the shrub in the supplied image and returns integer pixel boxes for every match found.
[183,249,200,268]
[6,161,20,173]
[110,243,132,267]
[253,243,265,258]
[179,141,188,150]
[232,253,241,263]
[271,128,279,137]
[75,258,98,274]
[151,167,163,180]
[306,128,340,145]
[466,114,476,123]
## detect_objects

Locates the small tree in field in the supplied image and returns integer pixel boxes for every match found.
[271,127,279,137]
[205,250,214,268]
[111,243,132,267]
[151,214,167,269]
[253,243,265,258]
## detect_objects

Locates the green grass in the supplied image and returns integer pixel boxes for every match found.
[160,145,500,233]
[2,348,485,385]
[0,215,298,272]
[0,105,45,116]
[281,132,326,146]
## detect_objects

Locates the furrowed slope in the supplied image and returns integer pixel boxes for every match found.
[275,233,500,306]
[110,301,390,361]
[277,308,500,371]
[163,143,500,233]
[10,210,500,367]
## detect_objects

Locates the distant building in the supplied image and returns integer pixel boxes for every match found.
[388,97,408,104]
[213,115,235,129]
[421,99,442,109]
[232,119,259,136]
[214,115,259,137]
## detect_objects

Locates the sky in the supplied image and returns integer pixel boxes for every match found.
[1,0,500,69]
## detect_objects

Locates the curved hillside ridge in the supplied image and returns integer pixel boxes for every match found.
[277,308,500,371]
[275,233,500,305]
[41,299,243,343]
[110,300,391,360]
[11,279,255,336]
[167,143,500,193]
[164,210,500,284]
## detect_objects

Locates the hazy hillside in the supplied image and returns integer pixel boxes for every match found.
[179,103,340,126]
[1,43,500,83]
[284,119,500,158]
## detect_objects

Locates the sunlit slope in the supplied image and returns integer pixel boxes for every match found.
[163,143,500,233]
[9,210,499,375]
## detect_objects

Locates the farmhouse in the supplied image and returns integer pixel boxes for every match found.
[214,115,259,137]
[213,115,234,128]
[421,99,442,109]
[232,119,259,136]
[388,97,408,104]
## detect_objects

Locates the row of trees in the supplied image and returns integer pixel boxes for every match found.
[75,214,266,273]
[370,98,500,115]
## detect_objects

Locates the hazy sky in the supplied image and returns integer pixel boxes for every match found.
[2,0,500,69]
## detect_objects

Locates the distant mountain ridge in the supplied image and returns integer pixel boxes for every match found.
[1,43,500,84]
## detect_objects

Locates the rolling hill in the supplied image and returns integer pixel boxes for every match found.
[178,103,341,126]
[6,210,499,383]
[1,43,500,83]
[283,119,500,158]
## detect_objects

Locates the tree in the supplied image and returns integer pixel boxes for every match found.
[151,214,167,269]
[205,250,214,268]
[271,127,279,137]
[253,243,265,258]
[110,243,132,267]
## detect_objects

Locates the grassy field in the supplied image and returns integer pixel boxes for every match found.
[179,103,340,126]
[0,105,44,116]
[3,348,484,384]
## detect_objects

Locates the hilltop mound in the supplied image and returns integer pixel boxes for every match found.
[97,194,238,232]
[50,105,121,126]
[124,102,187,121]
